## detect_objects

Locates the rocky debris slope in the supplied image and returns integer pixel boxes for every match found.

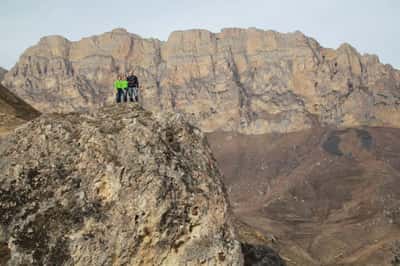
[0,104,243,266]
[3,28,400,134]
[0,84,40,135]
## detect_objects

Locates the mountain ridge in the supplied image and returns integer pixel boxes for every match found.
[3,27,399,134]
[23,27,398,65]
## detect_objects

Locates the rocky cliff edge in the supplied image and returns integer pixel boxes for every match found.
[0,104,243,265]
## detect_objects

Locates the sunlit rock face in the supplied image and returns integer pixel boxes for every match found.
[3,28,400,134]
[0,104,243,266]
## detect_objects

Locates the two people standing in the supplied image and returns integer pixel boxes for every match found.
[115,72,140,103]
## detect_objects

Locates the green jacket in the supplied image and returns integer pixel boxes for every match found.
[120,80,128,89]
[114,80,129,90]
[114,80,121,90]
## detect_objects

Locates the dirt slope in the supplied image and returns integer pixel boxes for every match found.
[0,84,40,135]
[208,127,400,265]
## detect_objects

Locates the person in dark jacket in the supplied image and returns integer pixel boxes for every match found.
[126,71,139,102]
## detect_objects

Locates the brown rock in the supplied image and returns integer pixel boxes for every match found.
[207,128,400,266]
[3,28,400,134]
[0,84,40,136]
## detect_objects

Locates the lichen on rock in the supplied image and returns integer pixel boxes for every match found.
[0,104,243,265]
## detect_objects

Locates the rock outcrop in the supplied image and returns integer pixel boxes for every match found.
[0,84,40,135]
[0,67,7,82]
[3,28,400,134]
[0,104,243,265]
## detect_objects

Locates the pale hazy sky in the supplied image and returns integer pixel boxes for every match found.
[1,0,399,69]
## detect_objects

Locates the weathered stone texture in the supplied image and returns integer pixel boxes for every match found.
[0,104,243,265]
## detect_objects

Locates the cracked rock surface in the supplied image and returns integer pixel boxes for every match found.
[0,104,243,266]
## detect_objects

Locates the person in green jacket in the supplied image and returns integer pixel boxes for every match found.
[114,74,124,103]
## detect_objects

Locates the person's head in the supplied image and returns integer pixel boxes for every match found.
[130,71,134,76]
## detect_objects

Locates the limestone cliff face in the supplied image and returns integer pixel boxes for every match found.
[3,28,400,133]
[0,104,243,265]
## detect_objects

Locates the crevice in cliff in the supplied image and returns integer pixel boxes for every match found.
[305,38,322,66]
[225,47,253,127]
[155,44,165,110]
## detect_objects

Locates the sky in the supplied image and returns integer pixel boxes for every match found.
[0,0,399,69]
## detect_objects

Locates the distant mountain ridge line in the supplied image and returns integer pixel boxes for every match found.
[29,27,396,66]
[24,28,389,66]
[3,27,400,134]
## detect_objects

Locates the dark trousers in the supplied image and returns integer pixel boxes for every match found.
[123,88,129,102]
[116,89,124,103]
[126,87,138,102]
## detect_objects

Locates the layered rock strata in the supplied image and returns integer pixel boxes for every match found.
[4,28,400,134]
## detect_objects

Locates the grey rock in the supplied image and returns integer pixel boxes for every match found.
[0,104,243,265]
[0,67,6,82]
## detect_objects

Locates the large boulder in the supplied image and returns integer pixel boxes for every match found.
[0,104,243,265]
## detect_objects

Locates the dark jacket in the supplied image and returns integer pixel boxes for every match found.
[127,75,139,88]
